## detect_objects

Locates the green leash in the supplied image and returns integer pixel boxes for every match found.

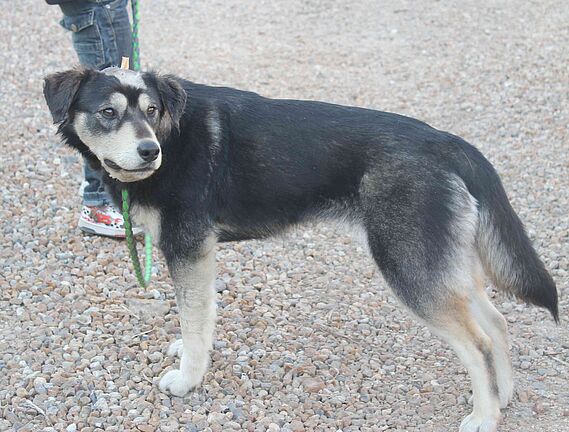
[131,0,141,71]
[121,0,151,288]
[122,189,153,288]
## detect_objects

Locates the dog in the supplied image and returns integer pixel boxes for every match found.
[43,66,558,432]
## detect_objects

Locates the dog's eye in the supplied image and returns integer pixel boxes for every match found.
[147,106,157,116]
[101,108,116,119]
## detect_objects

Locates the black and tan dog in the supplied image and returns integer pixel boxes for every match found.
[44,67,558,432]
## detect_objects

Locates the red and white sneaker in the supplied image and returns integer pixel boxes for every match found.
[78,204,142,238]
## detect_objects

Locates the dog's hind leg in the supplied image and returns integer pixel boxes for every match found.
[470,286,513,409]
[366,253,502,432]
[159,236,217,397]
[363,172,502,431]
[370,250,503,431]
[424,295,502,432]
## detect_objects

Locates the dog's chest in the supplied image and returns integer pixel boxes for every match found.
[130,205,161,244]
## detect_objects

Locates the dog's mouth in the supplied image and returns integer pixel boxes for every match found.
[104,159,155,172]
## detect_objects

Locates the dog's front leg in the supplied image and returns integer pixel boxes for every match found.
[159,239,217,397]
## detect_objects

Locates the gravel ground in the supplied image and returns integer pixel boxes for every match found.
[1,1,568,431]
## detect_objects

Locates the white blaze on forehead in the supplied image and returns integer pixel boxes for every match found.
[102,67,146,89]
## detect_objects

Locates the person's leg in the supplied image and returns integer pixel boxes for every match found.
[82,159,107,207]
[100,0,133,68]
[58,0,136,236]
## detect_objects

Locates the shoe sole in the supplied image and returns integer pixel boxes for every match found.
[79,217,126,238]
[78,217,143,238]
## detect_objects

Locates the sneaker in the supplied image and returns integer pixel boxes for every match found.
[78,204,143,238]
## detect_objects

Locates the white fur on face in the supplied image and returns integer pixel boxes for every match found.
[108,93,128,116]
[74,110,161,183]
[138,93,153,112]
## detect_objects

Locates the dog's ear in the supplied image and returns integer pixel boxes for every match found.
[156,75,187,129]
[43,69,86,124]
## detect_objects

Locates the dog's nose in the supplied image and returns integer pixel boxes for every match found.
[137,140,160,162]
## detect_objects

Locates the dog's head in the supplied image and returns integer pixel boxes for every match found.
[43,67,187,182]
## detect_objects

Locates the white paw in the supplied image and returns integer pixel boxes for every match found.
[159,369,198,397]
[459,412,500,432]
[499,382,514,409]
[166,339,183,358]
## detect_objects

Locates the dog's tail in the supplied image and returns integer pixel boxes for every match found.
[454,140,559,322]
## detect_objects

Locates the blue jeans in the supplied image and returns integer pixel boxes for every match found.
[58,0,132,206]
